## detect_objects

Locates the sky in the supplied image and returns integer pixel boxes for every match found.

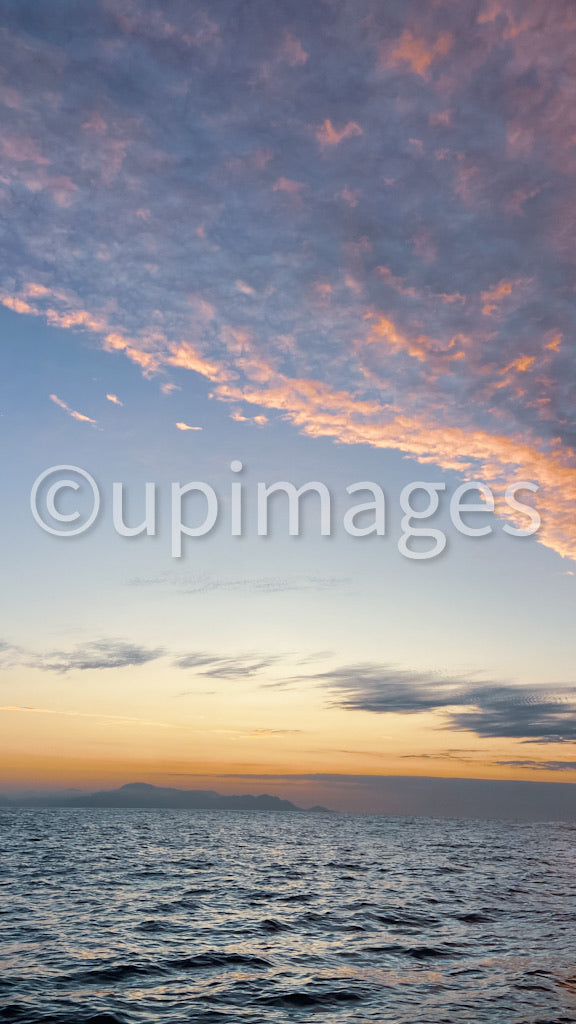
[0,0,575,817]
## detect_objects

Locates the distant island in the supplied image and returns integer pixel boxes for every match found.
[0,782,330,813]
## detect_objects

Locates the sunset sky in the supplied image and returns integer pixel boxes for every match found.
[1,0,575,815]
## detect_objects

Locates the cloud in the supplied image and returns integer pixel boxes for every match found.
[230,411,268,426]
[0,637,165,676]
[49,394,97,426]
[279,31,308,67]
[106,393,123,406]
[174,651,280,678]
[0,0,574,562]
[497,760,576,772]
[258,29,308,81]
[126,572,347,594]
[103,0,221,52]
[400,750,479,764]
[37,639,164,674]
[309,662,576,743]
[271,177,302,199]
[315,120,363,147]
[0,640,24,668]
[481,278,531,316]
[175,421,202,431]
[385,30,453,78]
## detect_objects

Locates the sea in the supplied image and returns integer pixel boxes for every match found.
[1,808,576,1024]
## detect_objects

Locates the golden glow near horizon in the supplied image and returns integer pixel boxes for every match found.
[2,655,576,799]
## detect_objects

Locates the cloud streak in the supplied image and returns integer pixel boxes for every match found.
[126,572,347,594]
[497,760,576,772]
[49,394,97,426]
[310,663,576,744]
[174,652,280,679]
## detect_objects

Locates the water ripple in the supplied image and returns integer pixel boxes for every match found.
[1,809,575,1023]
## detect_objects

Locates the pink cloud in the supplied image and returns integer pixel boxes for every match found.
[1,134,48,164]
[280,31,308,67]
[337,187,362,207]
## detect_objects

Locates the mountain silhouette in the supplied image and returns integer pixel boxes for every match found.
[5,782,330,813]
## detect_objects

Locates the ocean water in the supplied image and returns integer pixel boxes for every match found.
[1,809,576,1024]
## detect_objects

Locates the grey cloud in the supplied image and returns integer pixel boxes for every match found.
[400,750,478,763]
[37,640,164,674]
[174,652,279,678]
[309,663,576,743]
[0,639,20,656]
[497,760,576,772]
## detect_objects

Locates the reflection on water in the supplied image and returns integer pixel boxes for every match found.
[1,808,575,1022]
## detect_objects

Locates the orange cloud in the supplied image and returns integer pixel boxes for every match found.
[46,308,107,332]
[175,422,202,431]
[376,268,418,298]
[376,268,466,306]
[167,341,230,383]
[104,332,162,375]
[315,119,363,147]
[1,295,34,315]
[437,292,466,305]
[481,278,529,315]
[231,412,268,426]
[50,394,97,425]
[365,314,464,366]
[495,355,537,394]
[212,372,576,560]
[23,283,51,298]
[510,355,535,373]
[546,333,562,352]
[106,393,123,405]
[387,30,453,78]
